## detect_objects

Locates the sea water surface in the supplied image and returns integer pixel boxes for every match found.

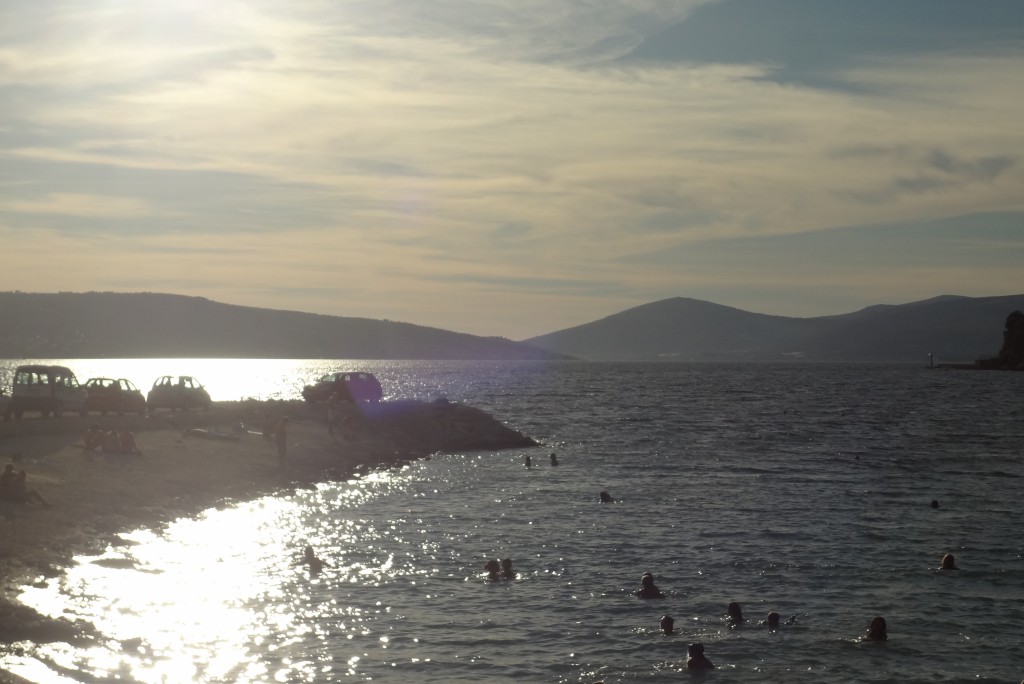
[1,360,1022,683]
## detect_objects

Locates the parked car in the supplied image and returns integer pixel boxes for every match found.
[83,377,147,415]
[146,375,212,412]
[8,364,88,418]
[302,371,383,403]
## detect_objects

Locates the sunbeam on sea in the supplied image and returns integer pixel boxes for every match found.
[1,360,1023,682]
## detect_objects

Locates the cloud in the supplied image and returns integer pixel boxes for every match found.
[623,0,1024,91]
[0,192,153,218]
[0,0,1022,337]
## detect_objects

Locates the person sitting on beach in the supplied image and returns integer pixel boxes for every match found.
[727,601,745,626]
[940,553,957,570]
[862,616,888,641]
[102,429,121,454]
[84,425,105,451]
[685,643,714,670]
[660,615,675,635]
[635,572,665,599]
[10,470,49,506]
[600,491,614,503]
[0,464,15,500]
[484,559,501,581]
[119,431,142,456]
[501,558,517,580]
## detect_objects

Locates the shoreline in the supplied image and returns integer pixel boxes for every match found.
[0,399,538,654]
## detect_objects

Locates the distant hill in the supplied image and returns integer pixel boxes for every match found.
[522,294,1024,363]
[0,292,564,360]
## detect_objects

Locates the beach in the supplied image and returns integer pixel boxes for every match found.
[0,399,537,660]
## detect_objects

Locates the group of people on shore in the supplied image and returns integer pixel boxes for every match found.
[0,463,48,506]
[83,425,142,456]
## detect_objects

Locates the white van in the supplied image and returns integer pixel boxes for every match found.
[9,365,88,418]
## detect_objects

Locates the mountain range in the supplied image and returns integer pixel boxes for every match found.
[524,294,1024,363]
[0,291,1020,363]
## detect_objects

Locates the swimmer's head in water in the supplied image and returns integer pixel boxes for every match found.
[641,573,655,588]
[941,553,956,569]
[767,611,780,629]
[687,643,705,657]
[660,615,674,634]
[600,491,613,503]
[865,616,888,641]
[484,560,500,572]
[727,602,744,622]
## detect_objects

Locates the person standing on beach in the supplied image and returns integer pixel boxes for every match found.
[326,393,339,437]
[275,418,289,465]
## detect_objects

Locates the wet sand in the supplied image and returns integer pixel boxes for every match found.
[0,399,537,662]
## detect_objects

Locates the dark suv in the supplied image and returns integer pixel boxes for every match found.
[302,371,382,403]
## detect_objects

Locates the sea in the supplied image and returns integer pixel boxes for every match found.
[0,359,1022,683]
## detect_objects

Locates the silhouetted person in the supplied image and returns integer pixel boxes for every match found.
[501,558,516,580]
[600,491,614,503]
[11,470,48,506]
[727,601,745,625]
[275,418,289,465]
[525,455,532,468]
[303,545,325,574]
[685,643,714,670]
[84,425,104,451]
[120,431,141,456]
[766,611,780,630]
[549,452,558,466]
[326,393,340,436]
[0,464,14,499]
[931,499,940,509]
[940,553,957,570]
[635,572,665,599]
[484,559,501,581]
[862,616,887,641]
[660,615,674,634]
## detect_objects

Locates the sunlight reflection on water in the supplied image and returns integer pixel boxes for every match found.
[15,466,422,684]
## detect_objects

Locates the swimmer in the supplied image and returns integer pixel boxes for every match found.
[685,643,714,670]
[599,491,614,503]
[525,455,532,468]
[303,545,326,574]
[727,601,745,625]
[501,558,517,580]
[660,615,675,634]
[635,572,665,599]
[940,553,957,570]
[484,559,501,581]
[766,611,780,630]
[862,616,887,642]
[931,499,940,509]
[549,452,558,466]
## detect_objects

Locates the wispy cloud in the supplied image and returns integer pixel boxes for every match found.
[1,0,1022,337]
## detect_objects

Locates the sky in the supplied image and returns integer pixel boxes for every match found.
[1,0,1022,340]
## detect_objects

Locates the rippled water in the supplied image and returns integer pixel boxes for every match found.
[2,361,1023,682]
